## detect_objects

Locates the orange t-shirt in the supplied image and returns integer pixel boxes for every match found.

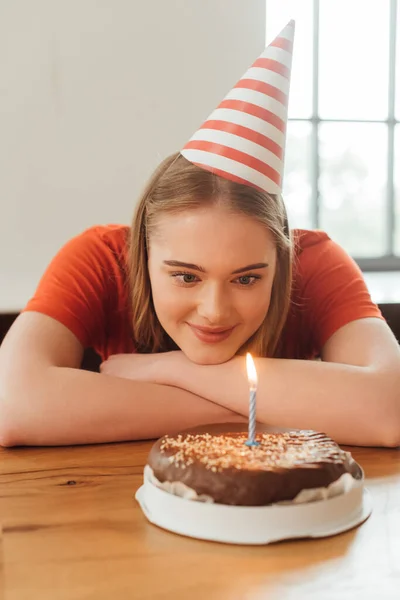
[23,224,383,361]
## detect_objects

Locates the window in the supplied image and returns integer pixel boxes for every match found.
[266,0,400,270]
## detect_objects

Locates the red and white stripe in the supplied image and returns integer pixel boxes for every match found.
[181,20,295,194]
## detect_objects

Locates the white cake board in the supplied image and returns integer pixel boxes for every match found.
[135,473,372,545]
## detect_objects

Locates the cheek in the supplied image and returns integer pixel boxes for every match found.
[150,277,191,322]
[236,283,273,322]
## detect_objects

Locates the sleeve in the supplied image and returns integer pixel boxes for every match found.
[22,227,114,349]
[299,235,384,349]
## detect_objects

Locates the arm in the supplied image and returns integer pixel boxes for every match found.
[0,313,242,447]
[147,319,400,447]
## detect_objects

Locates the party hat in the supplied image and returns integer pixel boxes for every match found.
[181,20,295,194]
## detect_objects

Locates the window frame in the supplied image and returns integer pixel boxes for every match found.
[280,0,399,271]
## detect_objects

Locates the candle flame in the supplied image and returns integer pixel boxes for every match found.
[246,353,257,390]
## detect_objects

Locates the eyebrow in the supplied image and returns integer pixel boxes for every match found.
[163,260,269,275]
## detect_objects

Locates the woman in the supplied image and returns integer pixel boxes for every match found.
[0,21,399,447]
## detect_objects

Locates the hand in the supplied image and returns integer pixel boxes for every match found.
[100,351,188,386]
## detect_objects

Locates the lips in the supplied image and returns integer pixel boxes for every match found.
[188,323,235,344]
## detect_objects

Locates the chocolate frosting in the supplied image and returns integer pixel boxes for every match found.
[147,430,360,506]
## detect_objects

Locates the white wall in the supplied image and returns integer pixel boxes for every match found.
[0,0,265,312]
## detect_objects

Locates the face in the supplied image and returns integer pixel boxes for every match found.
[147,205,276,365]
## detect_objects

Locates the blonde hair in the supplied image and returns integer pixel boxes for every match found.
[128,152,292,357]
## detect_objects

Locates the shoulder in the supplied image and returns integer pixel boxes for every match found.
[288,229,383,350]
[50,224,131,275]
[71,224,130,256]
[291,229,355,279]
[22,224,131,349]
[292,228,332,253]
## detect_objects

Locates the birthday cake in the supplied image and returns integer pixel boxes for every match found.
[146,430,361,506]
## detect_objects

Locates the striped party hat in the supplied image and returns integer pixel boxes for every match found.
[181,20,295,194]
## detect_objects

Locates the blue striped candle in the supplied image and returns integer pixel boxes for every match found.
[245,353,259,447]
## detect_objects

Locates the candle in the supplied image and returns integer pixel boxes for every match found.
[245,353,259,447]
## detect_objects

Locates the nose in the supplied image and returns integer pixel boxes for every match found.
[196,282,232,324]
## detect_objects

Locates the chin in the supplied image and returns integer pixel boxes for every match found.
[183,346,238,365]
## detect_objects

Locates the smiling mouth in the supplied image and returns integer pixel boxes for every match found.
[187,324,236,344]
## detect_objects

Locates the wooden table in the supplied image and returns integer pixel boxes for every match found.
[1,434,399,600]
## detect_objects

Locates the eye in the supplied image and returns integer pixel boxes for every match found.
[171,272,199,285]
[235,275,261,286]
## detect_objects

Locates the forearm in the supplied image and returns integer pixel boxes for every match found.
[0,367,242,447]
[172,357,400,447]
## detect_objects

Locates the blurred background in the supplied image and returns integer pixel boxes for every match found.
[0,0,399,315]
